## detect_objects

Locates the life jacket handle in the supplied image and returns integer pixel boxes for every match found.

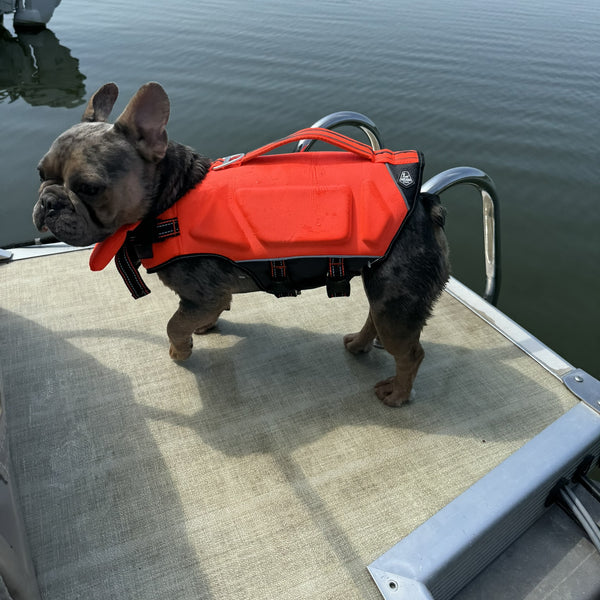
[211,127,375,170]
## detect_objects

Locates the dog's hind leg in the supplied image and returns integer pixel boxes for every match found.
[343,300,425,406]
[167,294,232,361]
[357,194,449,406]
[369,312,425,407]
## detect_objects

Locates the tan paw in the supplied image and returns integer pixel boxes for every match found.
[194,321,217,335]
[374,377,412,407]
[169,339,192,361]
[343,332,373,354]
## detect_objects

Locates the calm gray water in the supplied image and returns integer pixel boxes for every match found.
[1,0,598,376]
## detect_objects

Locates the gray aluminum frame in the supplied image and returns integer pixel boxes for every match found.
[368,277,600,600]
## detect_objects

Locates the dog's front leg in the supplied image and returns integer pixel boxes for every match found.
[344,311,377,354]
[167,296,231,361]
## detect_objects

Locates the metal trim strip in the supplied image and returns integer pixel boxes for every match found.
[3,243,91,262]
[444,277,573,379]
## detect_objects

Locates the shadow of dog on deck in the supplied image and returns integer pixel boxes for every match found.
[140,317,572,458]
[0,309,212,599]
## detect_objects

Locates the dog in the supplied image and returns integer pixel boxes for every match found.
[33,82,449,406]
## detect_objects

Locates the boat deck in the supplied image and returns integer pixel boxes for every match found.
[0,249,597,599]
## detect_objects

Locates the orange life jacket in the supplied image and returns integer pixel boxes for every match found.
[89,128,423,298]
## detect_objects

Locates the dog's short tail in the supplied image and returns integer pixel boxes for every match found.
[420,192,446,228]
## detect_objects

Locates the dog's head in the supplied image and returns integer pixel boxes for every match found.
[33,82,170,245]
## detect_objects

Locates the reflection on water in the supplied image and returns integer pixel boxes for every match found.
[0,25,85,107]
[0,0,598,378]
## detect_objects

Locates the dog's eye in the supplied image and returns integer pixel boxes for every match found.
[38,168,45,182]
[75,182,105,197]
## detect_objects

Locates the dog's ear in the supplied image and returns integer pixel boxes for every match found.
[81,83,119,123]
[113,82,170,163]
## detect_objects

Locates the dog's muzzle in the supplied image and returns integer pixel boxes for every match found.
[34,185,68,230]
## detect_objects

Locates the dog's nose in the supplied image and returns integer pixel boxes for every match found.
[39,196,56,217]
[40,188,62,212]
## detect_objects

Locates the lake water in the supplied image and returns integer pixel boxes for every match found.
[1,0,598,377]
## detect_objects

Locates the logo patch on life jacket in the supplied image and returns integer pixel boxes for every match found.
[398,170,414,187]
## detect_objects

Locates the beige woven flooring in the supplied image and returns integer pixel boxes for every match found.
[0,251,577,599]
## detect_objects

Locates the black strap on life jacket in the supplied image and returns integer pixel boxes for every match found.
[115,234,151,299]
[326,257,351,298]
[268,259,300,298]
[113,218,182,299]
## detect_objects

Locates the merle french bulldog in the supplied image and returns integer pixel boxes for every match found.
[33,82,449,406]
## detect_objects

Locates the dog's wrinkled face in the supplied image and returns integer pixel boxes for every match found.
[34,122,149,245]
[33,82,170,246]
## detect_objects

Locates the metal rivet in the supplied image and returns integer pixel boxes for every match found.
[574,375,584,382]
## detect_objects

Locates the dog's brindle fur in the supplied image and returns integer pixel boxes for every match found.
[33,82,449,406]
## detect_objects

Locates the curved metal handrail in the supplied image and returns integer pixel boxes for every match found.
[295,111,383,152]
[299,114,501,305]
[422,167,501,305]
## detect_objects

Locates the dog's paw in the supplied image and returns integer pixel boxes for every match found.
[343,332,373,354]
[374,377,412,407]
[169,339,193,361]
[194,321,218,335]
